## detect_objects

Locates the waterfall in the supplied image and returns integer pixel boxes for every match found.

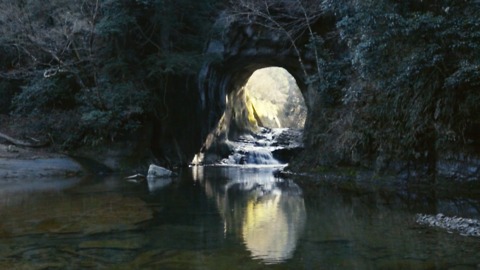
[220,128,287,165]
[224,146,279,165]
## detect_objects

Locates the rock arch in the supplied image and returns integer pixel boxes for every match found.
[151,14,329,166]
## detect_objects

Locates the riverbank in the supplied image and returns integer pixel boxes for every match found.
[0,138,154,179]
[0,144,84,178]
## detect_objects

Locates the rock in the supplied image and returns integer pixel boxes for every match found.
[125,173,146,181]
[0,157,84,179]
[6,145,18,153]
[146,177,172,193]
[416,213,480,237]
[147,164,175,178]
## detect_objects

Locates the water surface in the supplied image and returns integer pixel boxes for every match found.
[1,166,479,269]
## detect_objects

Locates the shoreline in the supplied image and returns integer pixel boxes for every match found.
[0,144,85,179]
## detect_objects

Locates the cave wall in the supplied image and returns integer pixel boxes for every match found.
[193,16,313,158]
[151,11,336,167]
[151,13,315,166]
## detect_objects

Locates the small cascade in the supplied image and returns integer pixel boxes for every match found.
[220,128,289,165]
[224,146,279,165]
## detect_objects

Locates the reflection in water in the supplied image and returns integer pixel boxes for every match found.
[0,177,81,209]
[2,168,480,268]
[146,177,172,193]
[0,176,152,240]
[192,166,306,264]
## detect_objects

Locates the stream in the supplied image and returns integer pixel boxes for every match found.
[1,165,480,269]
[219,127,303,165]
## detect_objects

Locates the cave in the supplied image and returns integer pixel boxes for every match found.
[192,66,307,165]
[150,15,318,167]
[243,67,306,130]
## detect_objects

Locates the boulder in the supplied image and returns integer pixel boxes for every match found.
[147,164,175,178]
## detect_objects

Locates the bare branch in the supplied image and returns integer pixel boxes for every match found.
[0,131,49,148]
[228,0,324,78]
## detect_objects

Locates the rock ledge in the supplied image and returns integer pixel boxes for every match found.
[416,213,480,237]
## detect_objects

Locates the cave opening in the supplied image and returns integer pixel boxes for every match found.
[243,67,306,130]
[193,66,307,165]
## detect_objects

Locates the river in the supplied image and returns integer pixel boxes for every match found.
[0,165,479,269]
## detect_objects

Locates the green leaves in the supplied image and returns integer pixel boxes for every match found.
[325,0,480,165]
[444,62,480,90]
[96,12,135,36]
[75,81,147,144]
[13,76,77,114]
[2,0,219,148]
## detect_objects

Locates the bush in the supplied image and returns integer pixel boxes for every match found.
[76,82,148,146]
[12,76,78,114]
[310,0,480,168]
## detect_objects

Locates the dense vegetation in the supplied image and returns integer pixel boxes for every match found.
[0,0,220,148]
[227,0,480,175]
[313,0,480,173]
[1,0,479,174]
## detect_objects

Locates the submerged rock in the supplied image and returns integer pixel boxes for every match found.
[416,213,480,237]
[146,177,173,193]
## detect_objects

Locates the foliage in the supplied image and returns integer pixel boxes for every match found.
[304,33,350,107]
[77,82,148,145]
[13,76,77,114]
[0,81,18,114]
[232,0,480,171]
[0,0,220,148]
[322,0,480,167]
[1,0,478,170]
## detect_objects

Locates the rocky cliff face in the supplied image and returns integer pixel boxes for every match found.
[151,10,479,182]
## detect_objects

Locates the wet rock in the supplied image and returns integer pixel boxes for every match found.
[147,164,175,178]
[273,129,304,149]
[217,128,304,165]
[272,148,303,164]
[147,177,173,193]
[271,129,304,163]
[416,213,480,237]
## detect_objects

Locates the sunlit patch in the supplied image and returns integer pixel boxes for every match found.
[202,167,307,264]
[244,67,307,129]
[192,67,306,166]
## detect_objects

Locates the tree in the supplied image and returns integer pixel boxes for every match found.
[227,0,322,77]
[0,0,221,148]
